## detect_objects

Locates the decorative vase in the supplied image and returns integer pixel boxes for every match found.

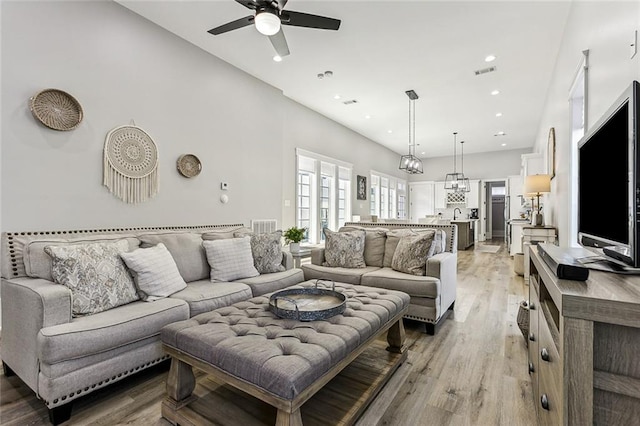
[290,242,300,253]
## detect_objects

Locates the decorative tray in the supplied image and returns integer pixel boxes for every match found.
[269,280,346,321]
[177,154,202,178]
[29,88,83,131]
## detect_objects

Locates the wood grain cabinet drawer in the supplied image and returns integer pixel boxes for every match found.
[528,287,540,396]
[538,316,562,425]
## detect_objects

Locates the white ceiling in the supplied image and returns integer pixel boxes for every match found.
[116,0,572,158]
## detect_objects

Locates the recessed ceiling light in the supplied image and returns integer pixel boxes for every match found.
[491,90,500,96]
[365,115,371,119]
[485,55,497,62]
[273,55,282,62]
[501,143,507,147]
[387,130,393,134]
[496,112,503,117]
[334,94,341,100]
[421,151,426,155]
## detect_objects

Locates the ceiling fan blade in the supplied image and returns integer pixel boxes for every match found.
[234,0,262,10]
[281,10,341,30]
[207,15,254,35]
[269,29,290,57]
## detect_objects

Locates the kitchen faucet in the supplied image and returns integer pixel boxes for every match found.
[454,207,462,220]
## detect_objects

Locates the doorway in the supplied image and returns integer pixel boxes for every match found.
[483,180,506,241]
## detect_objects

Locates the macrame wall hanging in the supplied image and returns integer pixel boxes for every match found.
[103,122,158,204]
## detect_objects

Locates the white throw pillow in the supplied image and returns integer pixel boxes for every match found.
[120,243,187,301]
[203,237,260,282]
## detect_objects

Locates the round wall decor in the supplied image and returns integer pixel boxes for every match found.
[103,124,159,204]
[177,154,202,178]
[30,88,83,131]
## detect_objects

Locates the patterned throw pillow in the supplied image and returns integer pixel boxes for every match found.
[203,236,260,282]
[247,231,286,274]
[120,243,187,301]
[323,228,366,268]
[391,230,436,276]
[44,240,139,316]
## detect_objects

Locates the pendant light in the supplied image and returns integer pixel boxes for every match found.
[444,132,465,189]
[457,140,471,193]
[398,90,423,174]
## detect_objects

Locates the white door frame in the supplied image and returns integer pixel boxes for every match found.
[480,178,508,242]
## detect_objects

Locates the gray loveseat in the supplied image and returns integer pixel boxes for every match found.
[0,224,304,424]
[301,222,457,335]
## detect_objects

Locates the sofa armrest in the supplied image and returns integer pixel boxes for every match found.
[426,252,457,313]
[1,278,72,392]
[281,251,294,270]
[310,248,325,266]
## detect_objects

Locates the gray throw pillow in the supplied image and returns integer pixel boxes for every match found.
[414,228,447,257]
[244,231,286,274]
[391,230,436,276]
[120,243,187,300]
[203,237,260,282]
[323,228,366,268]
[339,226,387,267]
[44,240,139,316]
[139,232,208,282]
[383,229,416,267]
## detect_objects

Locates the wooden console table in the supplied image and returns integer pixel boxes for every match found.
[528,246,640,425]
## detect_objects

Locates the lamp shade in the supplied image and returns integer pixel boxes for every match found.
[255,11,281,35]
[524,174,551,195]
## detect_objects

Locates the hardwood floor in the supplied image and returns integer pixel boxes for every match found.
[0,239,535,425]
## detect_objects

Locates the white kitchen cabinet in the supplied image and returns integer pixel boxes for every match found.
[509,221,526,256]
[409,182,435,221]
[434,181,446,209]
[466,179,480,208]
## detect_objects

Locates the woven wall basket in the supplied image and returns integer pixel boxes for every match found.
[30,88,83,131]
[177,154,202,178]
[103,125,159,204]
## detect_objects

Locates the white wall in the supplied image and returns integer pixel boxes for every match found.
[0,0,404,232]
[410,148,529,182]
[532,1,640,246]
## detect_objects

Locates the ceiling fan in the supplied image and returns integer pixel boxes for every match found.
[207,0,341,58]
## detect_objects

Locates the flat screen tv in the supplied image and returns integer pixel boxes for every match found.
[578,80,639,268]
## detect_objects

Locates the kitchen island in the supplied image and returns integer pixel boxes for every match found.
[451,219,478,250]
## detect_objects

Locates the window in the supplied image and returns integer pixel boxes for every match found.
[568,50,589,247]
[397,182,407,219]
[370,171,407,219]
[370,175,379,217]
[296,149,352,243]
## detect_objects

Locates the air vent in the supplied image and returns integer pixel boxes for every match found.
[343,99,358,105]
[474,66,497,76]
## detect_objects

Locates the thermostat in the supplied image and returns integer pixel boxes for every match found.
[221,182,228,190]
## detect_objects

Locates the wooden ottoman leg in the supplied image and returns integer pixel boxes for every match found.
[276,408,303,426]
[162,357,197,424]
[386,318,406,354]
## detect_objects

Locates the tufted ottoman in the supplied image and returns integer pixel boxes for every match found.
[160,280,410,425]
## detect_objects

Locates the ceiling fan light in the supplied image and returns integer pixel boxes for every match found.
[255,11,281,36]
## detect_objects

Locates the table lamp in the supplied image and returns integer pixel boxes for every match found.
[524,174,551,226]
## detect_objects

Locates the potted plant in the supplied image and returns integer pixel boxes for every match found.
[283,226,306,253]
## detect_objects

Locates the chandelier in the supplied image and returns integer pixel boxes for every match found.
[399,90,423,174]
[444,132,466,190]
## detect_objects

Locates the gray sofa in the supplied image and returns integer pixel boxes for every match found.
[0,224,304,424]
[301,222,457,335]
